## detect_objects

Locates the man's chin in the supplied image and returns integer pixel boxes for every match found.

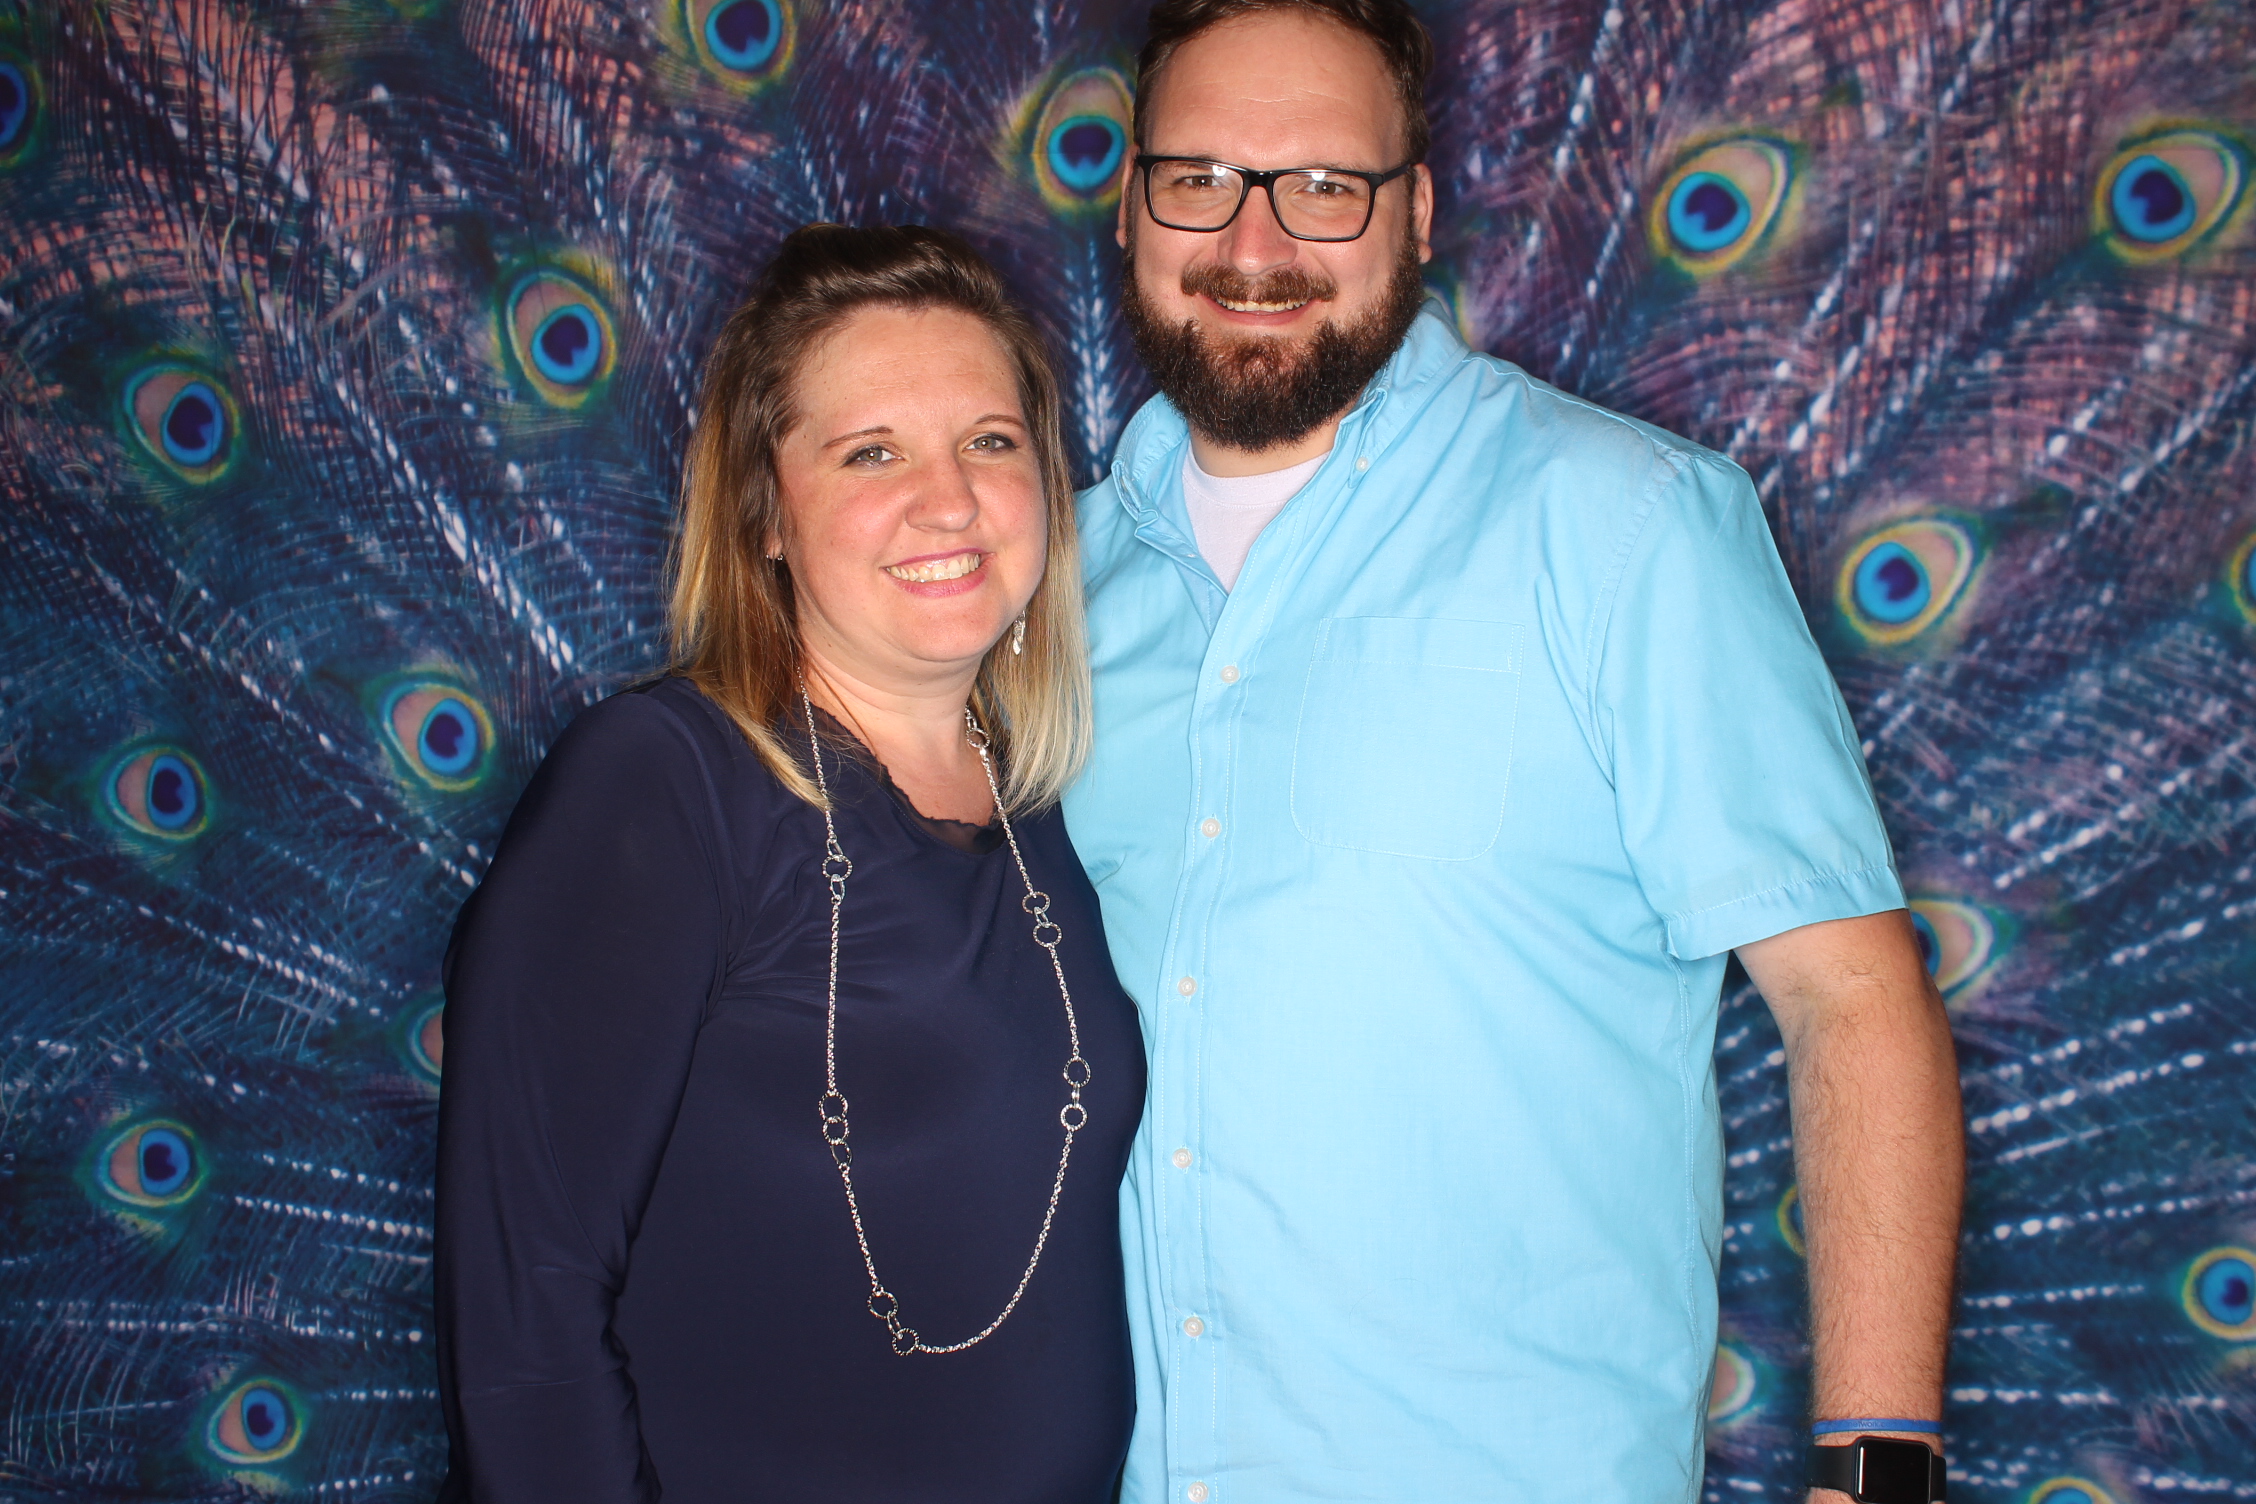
[1122,239,1427,454]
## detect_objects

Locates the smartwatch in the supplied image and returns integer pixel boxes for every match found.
[1806,1435,1947,1503]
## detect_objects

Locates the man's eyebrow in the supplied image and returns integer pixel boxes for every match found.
[1148,153,1376,172]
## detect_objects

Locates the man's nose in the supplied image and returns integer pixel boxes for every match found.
[1215,183,1300,276]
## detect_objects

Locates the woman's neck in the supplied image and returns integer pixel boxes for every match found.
[800,649,994,826]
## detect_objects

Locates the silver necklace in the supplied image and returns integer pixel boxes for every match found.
[801,689,1091,1356]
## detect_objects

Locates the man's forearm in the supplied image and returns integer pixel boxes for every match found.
[1740,911,1966,1438]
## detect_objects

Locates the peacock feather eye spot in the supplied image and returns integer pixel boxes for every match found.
[1707,1343,1758,1423]
[380,681,494,790]
[2183,1246,2256,1339]
[107,747,210,839]
[2226,531,2256,624]
[1835,519,1978,647]
[97,1119,204,1207]
[420,698,477,773]
[135,1128,191,1195]
[0,62,28,149]
[506,273,616,407]
[1776,1184,1806,1257]
[1649,139,1791,274]
[1907,899,2000,1001]
[2096,130,2246,261]
[684,0,791,86]
[0,49,37,168]
[208,1379,303,1465]
[1853,542,1930,623]
[2029,1484,2115,1504]
[1027,68,1133,212]
[124,366,238,482]
[407,1000,446,1081]
[531,307,601,384]
[2201,1258,2254,1324]
[1908,908,1941,971]
[1668,174,1751,252]
[2113,156,2194,241]
[1048,115,1125,195]
[705,0,780,71]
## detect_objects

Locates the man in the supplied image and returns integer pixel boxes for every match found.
[1062,2,1967,1501]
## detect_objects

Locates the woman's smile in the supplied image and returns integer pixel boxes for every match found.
[883,548,990,592]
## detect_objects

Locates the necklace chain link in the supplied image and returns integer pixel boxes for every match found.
[802,688,1089,1357]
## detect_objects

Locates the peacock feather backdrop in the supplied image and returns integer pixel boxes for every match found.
[1,0,2251,1497]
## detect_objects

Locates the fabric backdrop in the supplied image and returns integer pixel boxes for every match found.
[2,0,2252,1498]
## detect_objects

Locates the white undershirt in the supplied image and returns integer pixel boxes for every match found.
[1181,448,1329,590]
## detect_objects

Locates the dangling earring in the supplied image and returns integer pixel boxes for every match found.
[1010,615,1027,656]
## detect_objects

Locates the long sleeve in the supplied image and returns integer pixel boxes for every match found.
[434,690,732,1504]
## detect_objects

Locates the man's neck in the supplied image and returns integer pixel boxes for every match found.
[1189,409,1345,477]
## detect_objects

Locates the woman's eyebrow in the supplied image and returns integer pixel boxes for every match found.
[821,425,892,451]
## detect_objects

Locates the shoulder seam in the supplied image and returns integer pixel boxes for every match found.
[1582,444,1691,732]
[633,683,743,1001]
[1484,361,1725,466]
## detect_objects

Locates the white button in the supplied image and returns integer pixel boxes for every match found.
[1200,817,1221,838]
[1355,455,1370,472]
[1172,1147,1194,1169]
[1187,1486,1209,1504]
[1218,664,1240,684]
[1176,976,1198,997]
[1182,1315,1205,1337]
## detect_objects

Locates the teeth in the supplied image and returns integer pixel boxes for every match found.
[1216,296,1309,313]
[884,552,984,583]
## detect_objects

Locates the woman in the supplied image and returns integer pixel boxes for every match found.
[434,225,1142,1502]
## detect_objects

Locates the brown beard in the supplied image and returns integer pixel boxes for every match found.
[1121,218,1428,454]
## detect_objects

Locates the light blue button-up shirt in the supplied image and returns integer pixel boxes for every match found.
[1065,305,1904,1504]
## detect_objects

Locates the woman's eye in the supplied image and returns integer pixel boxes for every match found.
[967,432,1017,452]
[845,445,895,466]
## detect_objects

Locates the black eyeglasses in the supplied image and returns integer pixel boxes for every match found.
[1135,155,1418,243]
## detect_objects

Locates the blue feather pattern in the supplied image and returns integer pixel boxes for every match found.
[1,1,2250,1499]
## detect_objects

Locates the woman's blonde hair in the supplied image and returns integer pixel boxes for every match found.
[668,223,1091,811]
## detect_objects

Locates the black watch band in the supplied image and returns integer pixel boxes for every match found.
[1807,1436,1947,1504]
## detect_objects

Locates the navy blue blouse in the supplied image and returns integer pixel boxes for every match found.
[434,676,1143,1503]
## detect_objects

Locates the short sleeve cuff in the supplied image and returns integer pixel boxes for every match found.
[1664,863,1907,961]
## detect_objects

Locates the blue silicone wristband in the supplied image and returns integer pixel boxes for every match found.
[1811,1418,1943,1436]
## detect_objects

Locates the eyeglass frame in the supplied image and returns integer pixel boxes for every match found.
[1132,154,1421,243]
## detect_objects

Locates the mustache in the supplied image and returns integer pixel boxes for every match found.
[1178,261,1338,306]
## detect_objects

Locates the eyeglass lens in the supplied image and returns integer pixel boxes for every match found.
[1147,162,1374,239]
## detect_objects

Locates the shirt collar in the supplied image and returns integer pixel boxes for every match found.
[1107,295,1472,520]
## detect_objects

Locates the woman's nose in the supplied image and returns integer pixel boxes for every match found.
[905,456,980,533]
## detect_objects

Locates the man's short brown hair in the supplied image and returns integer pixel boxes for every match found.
[1133,0,1434,164]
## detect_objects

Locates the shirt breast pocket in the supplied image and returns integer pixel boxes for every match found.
[1289,617,1523,861]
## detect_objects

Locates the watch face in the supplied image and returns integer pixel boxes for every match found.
[1858,1438,1935,1503]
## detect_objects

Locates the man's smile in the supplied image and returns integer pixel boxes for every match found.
[1210,293,1315,314]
